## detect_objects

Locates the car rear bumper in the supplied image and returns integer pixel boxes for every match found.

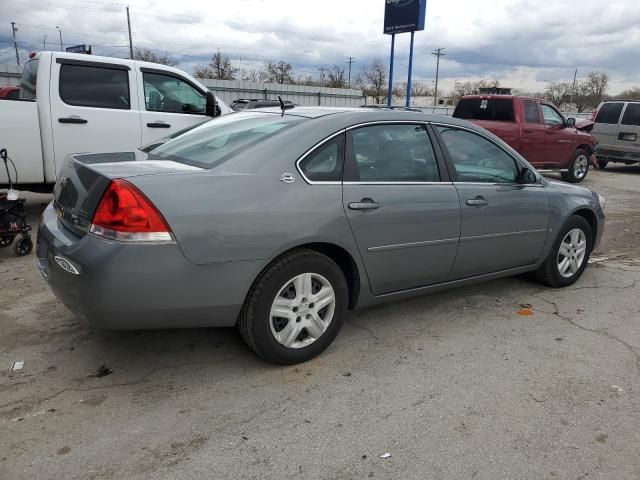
[37,203,264,330]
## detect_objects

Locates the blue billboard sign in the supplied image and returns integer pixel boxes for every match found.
[66,44,91,54]
[384,0,426,35]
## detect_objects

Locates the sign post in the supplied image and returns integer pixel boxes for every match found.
[383,0,426,107]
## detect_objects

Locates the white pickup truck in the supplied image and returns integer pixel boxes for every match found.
[0,51,232,192]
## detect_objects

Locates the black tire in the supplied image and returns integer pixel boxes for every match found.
[535,215,593,288]
[561,149,590,183]
[0,235,14,248]
[597,158,608,169]
[13,236,33,257]
[237,249,348,364]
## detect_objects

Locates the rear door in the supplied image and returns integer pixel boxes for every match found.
[615,102,640,154]
[518,99,546,165]
[434,124,549,278]
[342,122,460,295]
[138,68,209,145]
[50,57,141,171]
[592,102,625,150]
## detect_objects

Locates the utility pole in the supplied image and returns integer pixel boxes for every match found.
[432,47,446,107]
[346,56,355,87]
[56,26,63,51]
[318,67,326,87]
[568,68,578,114]
[43,35,47,51]
[126,6,134,59]
[11,22,19,66]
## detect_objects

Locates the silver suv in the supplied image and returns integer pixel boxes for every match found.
[592,100,640,168]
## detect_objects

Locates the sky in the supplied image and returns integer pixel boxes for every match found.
[1,0,640,95]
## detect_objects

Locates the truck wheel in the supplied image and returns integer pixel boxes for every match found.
[13,236,33,257]
[237,249,348,364]
[561,149,590,183]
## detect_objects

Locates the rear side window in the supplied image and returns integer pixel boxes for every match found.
[20,59,38,100]
[523,100,540,123]
[150,112,306,169]
[453,98,515,122]
[595,102,624,124]
[60,64,130,109]
[347,124,440,182]
[621,103,640,126]
[299,135,344,182]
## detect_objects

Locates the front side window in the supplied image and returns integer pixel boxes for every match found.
[299,136,344,182]
[143,72,206,114]
[595,102,624,124]
[348,124,440,182]
[150,112,306,168]
[59,64,130,109]
[437,126,520,183]
[621,103,640,126]
[540,104,565,126]
[20,59,38,100]
[523,100,540,124]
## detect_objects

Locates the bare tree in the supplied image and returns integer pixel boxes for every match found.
[297,74,318,87]
[326,64,346,88]
[615,87,640,100]
[544,81,572,107]
[410,80,433,97]
[355,58,387,104]
[133,48,177,66]
[261,60,294,84]
[239,68,262,82]
[583,71,609,106]
[450,79,500,104]
[193,51,237,80]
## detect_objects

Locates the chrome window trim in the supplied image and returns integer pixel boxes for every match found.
[344,181,453,186]
[453,181,544,188]
[431,121,543,185]
[295,129,346,185]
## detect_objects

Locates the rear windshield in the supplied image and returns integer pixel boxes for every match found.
[20,59,38,100]
[453,98,515,122]
[150,112,307,168]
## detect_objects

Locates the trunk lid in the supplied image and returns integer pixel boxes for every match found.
[54,152,203,237]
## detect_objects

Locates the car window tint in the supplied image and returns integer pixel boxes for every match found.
[523,100,540,123]
[349,124,440,182]
[59,64,130,109]
[437,126,519,183]
[299,136,344,182]
[540,104,564,126]
[595,102,624,124]
[621,103,640,126]
[453,98,514,122]
[143,72,206,114]
[150,112,306,169]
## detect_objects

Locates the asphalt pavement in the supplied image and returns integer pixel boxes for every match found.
[1,166,639,480]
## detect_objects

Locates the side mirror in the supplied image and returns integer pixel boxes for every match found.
[519,167,537,184]
[205,91,219,117]
[565,117,576,128]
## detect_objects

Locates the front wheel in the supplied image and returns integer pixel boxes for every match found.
[237,249,348,364]
[562,149,590,183]
[535,215,593,287]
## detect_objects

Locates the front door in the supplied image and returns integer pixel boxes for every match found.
[50,56,142,173]
[138,68,209,146]
[434,125,550,278]
[540,103,578,167]
[342,123,460,295]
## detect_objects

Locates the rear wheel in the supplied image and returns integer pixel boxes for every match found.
[535,215,593,287]
[562,149,590,183]
[0,236,14,248]
[597,157,608,169]
[238,249,348,364]
[13,236,33,257]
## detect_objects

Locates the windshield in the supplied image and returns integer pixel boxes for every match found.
[20,59,38,100]
[150,112,307,168]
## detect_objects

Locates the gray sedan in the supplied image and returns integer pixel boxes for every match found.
[37,107,605,364]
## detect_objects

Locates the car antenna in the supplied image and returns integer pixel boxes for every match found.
[277,96,294,117]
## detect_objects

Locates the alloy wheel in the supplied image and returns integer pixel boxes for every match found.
[557,228,587,278]
[269,272,336,349]
[574,154,589,179]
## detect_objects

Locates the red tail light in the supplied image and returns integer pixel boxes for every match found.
[90,179,173,243]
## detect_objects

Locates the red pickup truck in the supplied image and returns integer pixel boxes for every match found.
[453,95,597,183]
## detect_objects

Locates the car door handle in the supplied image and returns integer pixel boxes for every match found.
[147,122,171,128]
[523,129,535,133]
[466,197,489,207]
[58,117,87,124]
[348,198,380,211]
